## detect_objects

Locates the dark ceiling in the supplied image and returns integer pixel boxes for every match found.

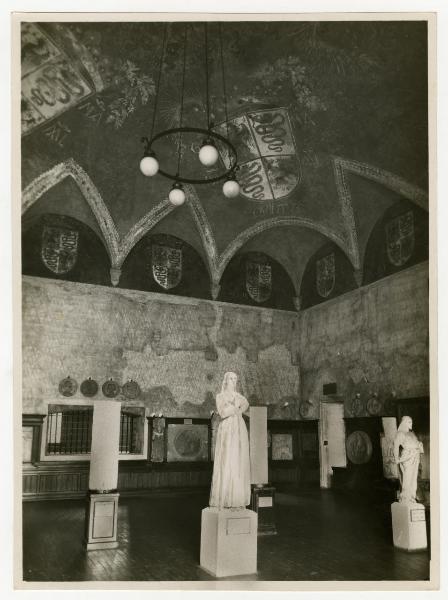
[21,20,429,298]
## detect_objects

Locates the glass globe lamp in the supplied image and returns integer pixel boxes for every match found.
[199,139,219,167]
[140,153,159,177]
[223,176,240,198]
[168,182,186,206]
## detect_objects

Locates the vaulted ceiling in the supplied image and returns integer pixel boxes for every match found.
[21,20,428,296]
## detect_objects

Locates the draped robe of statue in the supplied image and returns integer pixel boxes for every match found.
[393,418,424,504]
[209,376,251,509]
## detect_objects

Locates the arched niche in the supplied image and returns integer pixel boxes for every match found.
[22,213,111,286]
[300,242,357,309]
[218,251,296,311]
[119,233,211,299]
[363,199,428,285]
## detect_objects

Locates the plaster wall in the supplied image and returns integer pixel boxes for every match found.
[22,276,301,419]
[298,261,429,417]
[21,261,429,421]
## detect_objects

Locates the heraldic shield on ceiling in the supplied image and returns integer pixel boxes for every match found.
[316,253,335,299]
[386,210,415,267]
[41,225,79,274]
[246,259,272,303]
[215,107,300,202]
[151,242,183,290]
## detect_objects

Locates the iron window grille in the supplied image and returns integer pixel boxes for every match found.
[45,405,144,456]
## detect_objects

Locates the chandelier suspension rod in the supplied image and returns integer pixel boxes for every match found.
[149,23,168,142]
[218,22,229,141]
[176,24,189,177]
[204,22,211,130]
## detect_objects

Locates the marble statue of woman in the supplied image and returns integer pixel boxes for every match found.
[209,372,251,509]
[393,416,424,504]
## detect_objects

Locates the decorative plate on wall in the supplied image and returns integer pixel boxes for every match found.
[367,395,383,416]
[102,379,121,398]
[122,380,141,400]
[299,401,312,419]
[346,431,373,465]
[80,377,99,397]
[58,376,77,397]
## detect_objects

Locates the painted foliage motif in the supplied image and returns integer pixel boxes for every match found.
[316,253,335,298]
[21,23,94,135]
[151,243,182,290]
[215,107,300,202]
[246,260,272,303]
[385,211,415,267]
[41,226,79,274]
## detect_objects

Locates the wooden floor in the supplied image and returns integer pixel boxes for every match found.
[22,489,430,582]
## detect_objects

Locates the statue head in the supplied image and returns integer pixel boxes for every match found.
[221,371,238,393]
[398,415,413,432]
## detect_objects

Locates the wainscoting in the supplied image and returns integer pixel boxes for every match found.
[23,462,213,501]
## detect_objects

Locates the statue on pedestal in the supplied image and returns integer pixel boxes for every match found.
[209,372,251,509]
[393,415,424,504]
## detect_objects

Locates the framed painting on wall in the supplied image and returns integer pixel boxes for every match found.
[271,432,294,460]
[166,423,209,462]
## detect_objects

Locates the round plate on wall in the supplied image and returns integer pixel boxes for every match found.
[122,380,141,400]
[58,376,77,397]
[80,378,99,397]
[366,395,383,416]
[102,379,121,398]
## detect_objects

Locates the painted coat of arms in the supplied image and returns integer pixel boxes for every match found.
[21,23,93,135]
[151,243,182,290]
[386,211,414,267]
[316,253,335,298]
[246,260,272,303]
[215,107,300,202]
[41,226,79,274]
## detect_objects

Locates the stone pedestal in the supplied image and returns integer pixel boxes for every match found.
[251,484,277,535]
[391,501,427,551]
[85,492,119,550]
[200,507,257,577]
[85,401,121,551]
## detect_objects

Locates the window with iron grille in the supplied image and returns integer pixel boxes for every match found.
[45,405,145,456]
[119,408,145,454]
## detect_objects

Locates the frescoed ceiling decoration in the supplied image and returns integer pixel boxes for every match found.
[21,21,429,305]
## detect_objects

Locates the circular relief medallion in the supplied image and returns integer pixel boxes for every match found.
[122,380,141,400]
[366,395,383,416]
[346,431,373,465]
[174,429,201,459]
[299,401,312,419]
[350,395,365,417]
[80,378,98,397]
[102,379,121,398]
[58,376,77,397]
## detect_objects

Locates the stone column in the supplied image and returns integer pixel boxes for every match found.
[85,400,121,550]
[249,406,276,535]
[250,406,268,485]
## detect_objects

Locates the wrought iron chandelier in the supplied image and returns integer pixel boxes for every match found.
[139,23,240,206]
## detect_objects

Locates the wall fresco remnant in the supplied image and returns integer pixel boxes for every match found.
[22,276,300,417]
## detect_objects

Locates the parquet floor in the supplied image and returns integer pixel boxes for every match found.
[22,489,430,582]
